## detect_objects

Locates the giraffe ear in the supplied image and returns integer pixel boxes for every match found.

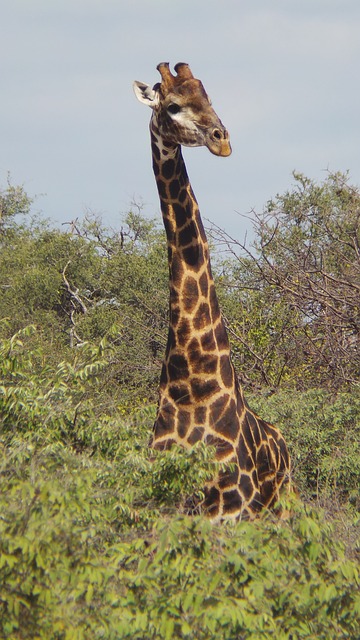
[133,81,159,108]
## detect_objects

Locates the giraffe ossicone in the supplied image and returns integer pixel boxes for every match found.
[133,62,291,521]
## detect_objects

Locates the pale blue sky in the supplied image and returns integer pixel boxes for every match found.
[2,0,360,238]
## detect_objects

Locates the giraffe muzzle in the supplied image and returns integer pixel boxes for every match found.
[207,127,232,157]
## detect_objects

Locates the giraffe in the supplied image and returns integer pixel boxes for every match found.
[133,62,291,521]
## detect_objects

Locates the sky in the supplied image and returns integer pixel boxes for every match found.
[2,0,360,240]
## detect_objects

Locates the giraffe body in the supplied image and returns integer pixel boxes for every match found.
[134,63,291,521]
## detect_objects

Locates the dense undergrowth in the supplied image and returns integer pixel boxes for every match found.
[1,328,359,639]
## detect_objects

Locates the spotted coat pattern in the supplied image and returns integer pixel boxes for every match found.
[134,63,291,520]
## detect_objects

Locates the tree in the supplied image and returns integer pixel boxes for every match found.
[0,192,169,411]
[212,172,360,390]
[0,175,33,238]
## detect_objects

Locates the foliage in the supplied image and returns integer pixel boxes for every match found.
[250,388,360,511]
[0,323,109,438]
[0,175,33,237]
[0,193,168,409]
[1,326,360,639]
[1,453,359,638]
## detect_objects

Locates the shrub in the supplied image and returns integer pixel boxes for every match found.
[1,329,359,639]
[250,388,360,510]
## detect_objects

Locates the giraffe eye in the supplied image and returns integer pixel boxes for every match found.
[167,103,181,115]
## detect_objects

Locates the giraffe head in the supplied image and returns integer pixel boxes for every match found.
[133,62,231,157]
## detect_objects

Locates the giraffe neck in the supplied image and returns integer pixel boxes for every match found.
[151,118,231,355]
[151,119,206,256]
[150,117,244,449]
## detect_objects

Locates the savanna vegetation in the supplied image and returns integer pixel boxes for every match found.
[1,172,359,639]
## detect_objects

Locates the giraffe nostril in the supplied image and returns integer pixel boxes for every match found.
[212,128,223,141]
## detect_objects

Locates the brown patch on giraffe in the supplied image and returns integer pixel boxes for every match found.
[161,202,171,220]
[171,255,184,288]
[218,465,239,489]
[200,329,216,351]
[163,216,175,240]
[163,139,175,149]
[178,171,187,188]
[182,276,199,312]
[198,220,208,244]
[151,142,160,161]
[179,221,198,247]
[165,326,176,352]
[247,412,262,447]
[239,473,255,501]
[220,355,234,388]
[257,443,273,479]
[190,353,218,375]
[169,179,181,199]
[209,284,221,321]
[182,243,202,267]
[193,302,211,330]
[154,409,175,438]
[159,363,168,386]
[176,318,191,347]
[214,322,229,350]
[159,397,176,416]
[188,337,201,358]
[152,161,160,178]
[167,353,189,381]
[209,394,228,424]
[236,390,246,414]
[205,434,234,459]
[170,306,180,327]
[177,410,191,439]
[161,158,176,180]
[199,271,208,297]
[248,491,264,513]
[213,398,239,441]
[169,382,191,404]
[237,435,256,471]
[194,405,207,424]
[222,489,243,514]
[156,179,168,200]
[187,425,204,444]
[190,377,220,401]
[203,486,220,517]
[242,415,256,450]
[173,202,189,227]
[260,479,276,505]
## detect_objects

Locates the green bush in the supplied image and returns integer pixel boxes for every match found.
[251,388,360,509]
[0,324,109,439]
[1,477,359,639]
[1,330,360,639]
